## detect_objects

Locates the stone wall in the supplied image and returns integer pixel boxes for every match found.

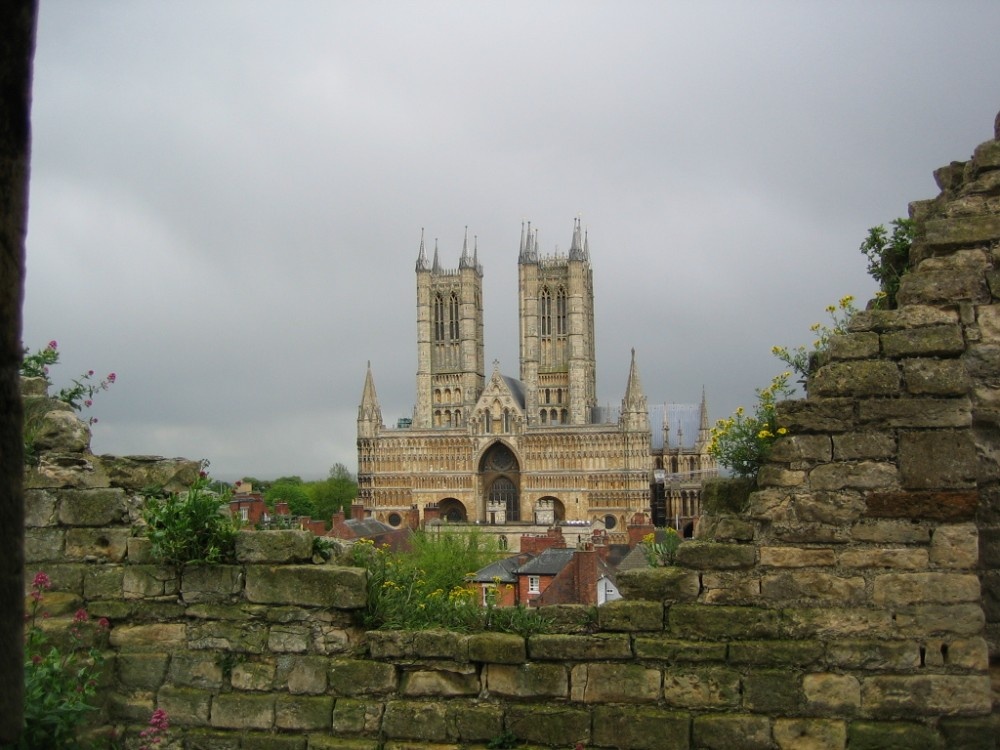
[20,114,1000,749]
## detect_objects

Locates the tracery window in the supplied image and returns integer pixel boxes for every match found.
[449,293,460,341]
[556,286,567,335]
[433,294,445,342]
[539,287,552,336]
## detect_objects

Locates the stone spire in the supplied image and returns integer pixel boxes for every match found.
[662,404,671,449]
[569,217,586,260]
[620,348,650,434]
[519,221,538,264]
[432,239,441,273]
[358,361,383,439]
[459,226,472,269]
[696,386,711,450]
[415,228,429,272]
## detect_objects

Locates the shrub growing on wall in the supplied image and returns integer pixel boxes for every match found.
[143,478,237,566]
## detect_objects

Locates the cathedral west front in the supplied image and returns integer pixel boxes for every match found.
[357,220,716,545]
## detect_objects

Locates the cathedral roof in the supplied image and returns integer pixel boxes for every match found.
[501,375,525,409]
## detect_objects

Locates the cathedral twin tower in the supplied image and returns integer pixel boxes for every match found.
[358,220,709,541]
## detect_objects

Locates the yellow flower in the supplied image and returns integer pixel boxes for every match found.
[757,429,773,439]
[777,427,788,435]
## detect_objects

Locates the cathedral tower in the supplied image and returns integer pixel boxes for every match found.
[414,229,485,429]
[518,219,597,426]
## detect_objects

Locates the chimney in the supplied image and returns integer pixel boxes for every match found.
[423,504,441,524]
[275,502,290,516]
[627,512,655,548]
[573,546,599,606]
[351,503,366,521]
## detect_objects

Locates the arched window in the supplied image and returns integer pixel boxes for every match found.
[556,287,567,335]
[545,388,551,404]
[540,410,547,424]
[539,287,552,336]
[502,409,511,433]
[433,294,445,342]
[550,408,558,424]
[449,293,460,341]
[489,477,519,522]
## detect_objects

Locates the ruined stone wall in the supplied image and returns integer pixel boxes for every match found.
[19,115,1000,749]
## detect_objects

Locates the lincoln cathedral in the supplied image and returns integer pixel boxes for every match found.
[357,220,716,546]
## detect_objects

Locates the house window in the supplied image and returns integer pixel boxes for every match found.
[528,576,540,594]
[482,585,495,606]
[240,507,249,523]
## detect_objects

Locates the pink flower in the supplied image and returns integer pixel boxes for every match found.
[98,617,110,629]
[31,654,42,665]
[47,340,57,350]
[41,611,50,619]
[87,370,95,376]
[32,572,51,590]
[149,708,169,731]
[107,372,117,383]
[73,608,89,623]
[84,400,93,408]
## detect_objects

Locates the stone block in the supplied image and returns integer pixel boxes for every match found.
[668,605,783,640]
[826,331,880,361]
[776,398,856,434]
[445,701,503,743]
[851,519,930,543]
[701,477,754,513]
[110,623,186,651]
[697,515,756,542]
[743,669,803,713]
[399,667,480,697]
[978,303,1000,344]
[727,640,824,666]
[865,490,978,521]
[675,541,756,569]
[56,487,127,526]
[633,637,727,662]
[123,565,179,599]
[83,566,125,599]
[467,632,526,663]
[761,571,866,605]
[571,662,660,703]
[825,640,920,670]
[872,572,980,606]
[330,698,384,735]
[773,718,846,750]
[858,397,971,428]
[881,324,967,358]
[891,603,985,637]
[327,658,398,696]
[126,536,155,563]
[235,530,314,563]
[759,547,835,568]
[616,566,701,602]
[181,565,243,604]
[278,655,329,694]
[24,489,58,527]
[268,623,311,653]
[902,358,970,395]
[803,673,860,713]
[591,706,691,750]
[381,700,452,741]
[244,565,366,609]
[930,523,978,568]
[923,214,1000,251]
[847,721,944,750]
[811,361,900,397]
[187,620,269,653]
[527,633,632,660]
[156,685,213,726]
[837,547,928,570]
[231,660,276,691]
[782,608,893,640]
[64,527,129,562]
[809,462,897,491]
[211,693,275,729]
[242,735,307,750]
[757,466,807,487]
[597,599,665,631]
[861,675,992,717]
[366,629,469,661]
[662,667,740,708]
[769,435,833,463]
[274,695,333,730]
[505,704,592,746]
[168,651,225,689]
[484,662,568,698]
[116,652,170,689]
[693,714,772,750]
[309,739,379,750]
[101,454,201,493]
[939,715,1000,750]
[832,432,896,461]
[24,528,64,562]
[849,304,958,333]
[899,430,977,489]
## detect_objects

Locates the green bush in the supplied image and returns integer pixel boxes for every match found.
[143,478,237,566]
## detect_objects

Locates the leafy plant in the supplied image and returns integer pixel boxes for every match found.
[860,218,914,308]
[772,295,858,388]
[16,572,109,749]
[707,372,794,480]
[487,730,520,749]
[641,528,681,566]
[20,340,116,423]
[143,477,237,567]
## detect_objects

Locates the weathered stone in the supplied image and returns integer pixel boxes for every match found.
[241,734,307,750]
[484,662,568,698]
[528,633,632,660]
[591,706,690,750]
[116,652,170,689]
[633,637,727,662]
[865,490,978,521]
[278,655,328,694]
[743,670,803,713]
[211,693,275,729]
[826,332,880,361]
[922,214,1000,250]
[776,398,856,434]
[126,536,154,563]
[182,565,243,604]
[24,489,58,527]
[244,565,366,608]
[890,603,985,637]
[381,700,452,741]
[929,522,978,568]
[872,572,980,606]
[33,408,90,453]
[832,432,896,461]
[100,454,201,493]
[661,667,740,708]
[811,361,900,397]
[803,673,860,713]
[902,358,970,395]
[235,530,314,563]
[268,623,311,653]
[187,620,269,653]
[759,547,835,568]
[64,527,129,562]
[168,651,225,689]
[570,662,660,703]
[939,715,1000,750]
[701,477,754,513]
[156,685,213,726]
[792,491,867,525]
[675,542,756,569]
[616,566,701,601]
[123,565,179,599]
[467,632,526,663]
[110,623,186,651]
[505,704,592,746]
[696,515,756,542]
[399,667,480,697]
[597,599,664,631]
[328,659,398,696]
[330,698,384,735]
[769,435,832,463]
[757,466,807,487]
[851,518,930,544]
[849,304,958,333]
[366,629,469,660]
[26,453,111,490]
[847,721,944,750]
[782,608,893,639]
[899,429,977,489]
[861,675,992,717]
[837,547,928,569]
[24,527,64,562]
[668,605,783,640]
[727,640,823,666]
[825,640,920,670]
[56,487,127,526]
[693,714,772,750]
[858,397,971,428]
[809,462,897,491]
[231,660,276,691]
[273,695,334,731]
[446,701,504,743]
[773,718,846,750]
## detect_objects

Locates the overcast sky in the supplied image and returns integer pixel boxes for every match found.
[23,1,1000,481]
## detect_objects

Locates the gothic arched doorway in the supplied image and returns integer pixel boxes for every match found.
[438,498,467,523]
[480,442,521,522]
